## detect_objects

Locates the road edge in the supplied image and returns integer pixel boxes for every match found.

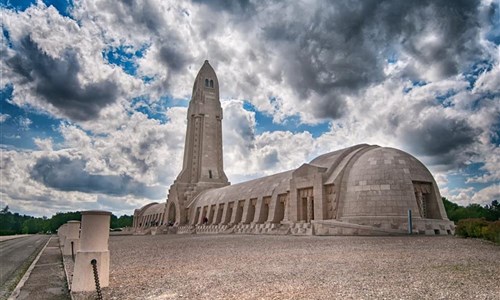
[7,236,51,300]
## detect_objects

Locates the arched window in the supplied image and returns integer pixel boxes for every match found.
[205,79,209,87]
[210,80,214,88]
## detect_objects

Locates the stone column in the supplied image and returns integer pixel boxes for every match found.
[62,221,80,256]
[229,202,240,224]
[207,205,215,224]
[252,197,265,224]
[211,203,220,225]
[72,210,111,292]
[313,176,325,220]
[288,182,298,222]
[58,223,68,247]
[241,199,252,224]
[198,206,206,225]
[220,203,230,225]
[283,195,290,223]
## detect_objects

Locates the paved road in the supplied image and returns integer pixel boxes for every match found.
[16,237,70,300]
[0,235,49,299]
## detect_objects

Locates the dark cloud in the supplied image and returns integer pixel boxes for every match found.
[311,92,347,120]
[393,0,482,78]
[192,0,255,14]
[118,0,166,34]
[30,155,165,199]
[255,0,484,119]
[6,36,119,121]
[260,149,278,169]
[158,44,189,73]
[400,115,480,165]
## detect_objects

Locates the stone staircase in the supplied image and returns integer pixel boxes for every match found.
[232,223,290,235]
[290,223,314,235]
[177,225,196,234]
[168,222,314,235]
[195,225,229,234]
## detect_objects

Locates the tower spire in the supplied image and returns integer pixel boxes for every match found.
[176,60,228,185]
[165,60,229,225]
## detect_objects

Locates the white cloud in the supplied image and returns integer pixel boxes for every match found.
[18,116,32,131]
[33,137,53,151]
[446,187,476,206]
[471,184,500,205]
[0,113,10,123]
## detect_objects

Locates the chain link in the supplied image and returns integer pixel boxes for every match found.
[71,241,75,262]
[91,259,103,300]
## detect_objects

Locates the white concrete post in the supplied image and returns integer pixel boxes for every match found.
[62,220,80,256]
[71,210,111,292]
[58,223,69,247]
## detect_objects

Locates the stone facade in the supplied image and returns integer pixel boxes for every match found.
[132,61,455,236]
[133,202,165,234]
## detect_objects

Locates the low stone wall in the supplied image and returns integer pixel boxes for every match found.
[313,218,455,236]
[160,218,455,236]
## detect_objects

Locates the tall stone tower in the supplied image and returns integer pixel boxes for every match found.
[164,60,229,225]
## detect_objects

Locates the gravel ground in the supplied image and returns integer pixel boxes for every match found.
[101,234,499,300]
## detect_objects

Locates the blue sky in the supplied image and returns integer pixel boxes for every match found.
[0,0,499,217]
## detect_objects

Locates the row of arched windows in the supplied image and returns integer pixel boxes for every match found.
[205,78,214,88]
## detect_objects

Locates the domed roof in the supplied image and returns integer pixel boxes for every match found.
[136,202,165,216]
[338,146,446,220]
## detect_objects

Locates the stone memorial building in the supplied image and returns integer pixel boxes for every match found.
[133,61,455,236]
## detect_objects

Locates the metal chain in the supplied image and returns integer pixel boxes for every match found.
[91,259,103,300]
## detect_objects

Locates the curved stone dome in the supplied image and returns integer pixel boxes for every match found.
[133,202,166,230]
[142,202,166,216]
[338,146,447,223]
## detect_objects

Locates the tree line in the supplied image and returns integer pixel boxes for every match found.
[442,198,499,222]
[0,206,133,235]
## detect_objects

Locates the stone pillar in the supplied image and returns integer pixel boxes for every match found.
[220,203,230,225]
[288,182,298,222]
[229,201,240,224]
[211,204,220,225]
[58,223,68,247]
[207,205,215,224]
[253,197,265,224]
[198,206,206,225]
[72,211,111,292]
[62,221,80,256]
[241,199,251,224]
[283,195,290,223]
[313,176,325,220]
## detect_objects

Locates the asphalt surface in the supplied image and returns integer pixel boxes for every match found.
[0,235,49,299]
[16,237,70,300]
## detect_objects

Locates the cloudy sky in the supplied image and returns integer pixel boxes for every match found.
[1,0,499,217]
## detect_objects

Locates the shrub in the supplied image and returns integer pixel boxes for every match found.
[456,218,489,238]
[456,218,500,244]
[485,221,500,244]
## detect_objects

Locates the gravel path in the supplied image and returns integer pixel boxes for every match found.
[102,235,499,300]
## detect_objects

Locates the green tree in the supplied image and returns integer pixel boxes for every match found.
[443,197,500,222]
[1,205,9,214]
